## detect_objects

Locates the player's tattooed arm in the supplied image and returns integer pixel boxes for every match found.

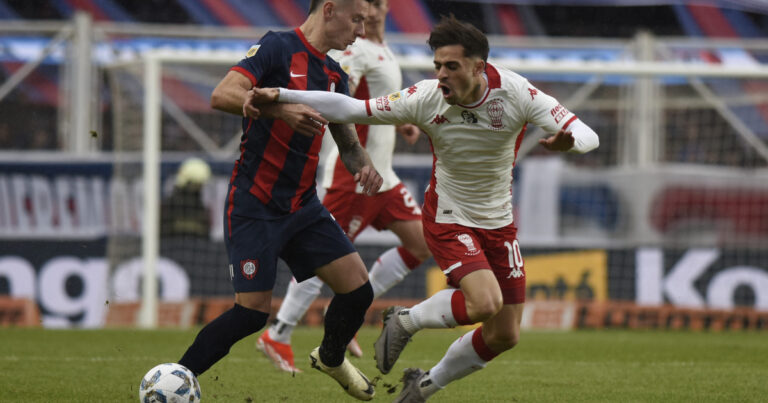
[329,123,383,195]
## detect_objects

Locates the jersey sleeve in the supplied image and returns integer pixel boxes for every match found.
[366,80,431,126]
[231,31,282,88]
[516,80,578,133]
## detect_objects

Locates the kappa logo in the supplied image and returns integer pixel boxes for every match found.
[406,85,417,97]
[240,259,258,279]
[528,87,538,100]
[430,114,449,125]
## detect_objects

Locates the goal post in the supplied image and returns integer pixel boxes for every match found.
[109,47,768,328]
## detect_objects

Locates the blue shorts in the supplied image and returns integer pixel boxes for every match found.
[224,185,356,293]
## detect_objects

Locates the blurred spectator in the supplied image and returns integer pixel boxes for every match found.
[160,157,212,238]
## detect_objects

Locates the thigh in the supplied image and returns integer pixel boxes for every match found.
[422,218,491,288]
[225,214,281,293]
[478,224,526,304]
[281,200,357,282]
[369,183,422,231]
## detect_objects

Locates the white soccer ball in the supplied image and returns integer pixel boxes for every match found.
[139,363,201,403]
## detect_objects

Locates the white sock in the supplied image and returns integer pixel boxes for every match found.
[270,276,323,343]
[426,328,489,397]
[399,289,459,334]
[369,247,413,298]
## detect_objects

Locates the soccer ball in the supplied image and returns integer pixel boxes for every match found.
[139,363,201,402]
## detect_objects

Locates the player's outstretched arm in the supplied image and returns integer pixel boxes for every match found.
[329,123,383,195]
[250,87,378,125]
[539,120,599,153]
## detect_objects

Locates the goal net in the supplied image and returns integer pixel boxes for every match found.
[104,41,768,327]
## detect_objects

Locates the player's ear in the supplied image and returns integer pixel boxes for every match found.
[473,59,485,76]
[323,1,334,18]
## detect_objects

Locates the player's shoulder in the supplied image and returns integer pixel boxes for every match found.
[488,63,529,89]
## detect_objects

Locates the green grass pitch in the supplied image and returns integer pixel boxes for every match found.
[1,326,766,402]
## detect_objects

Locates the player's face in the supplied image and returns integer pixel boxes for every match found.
[365,0,388,35]
[325,0,369,50]
[433,45,485,105]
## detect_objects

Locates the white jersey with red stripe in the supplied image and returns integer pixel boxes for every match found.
[323,38,402,193]
[364,64,578,229]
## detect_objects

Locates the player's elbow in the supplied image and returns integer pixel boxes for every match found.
[210,88,226,111]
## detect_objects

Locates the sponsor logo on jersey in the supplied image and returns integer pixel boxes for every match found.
[240,259,259,279]
[375,96,391,111]
[461,110,478,124]
[550,103,570,124]
[487,99,505,130]
[457,233,480,256]
[246,45,260,57]
[430,114,449,125]
[388,91,401,102]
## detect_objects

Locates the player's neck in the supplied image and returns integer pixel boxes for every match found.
[462,75,488,106]
[299,18,331,54]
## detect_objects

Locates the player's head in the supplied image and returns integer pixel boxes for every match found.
[364,0,388,39]
[428,15,489,105]
[307,0,370,51]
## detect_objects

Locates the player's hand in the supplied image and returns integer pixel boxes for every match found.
[396,124,421,145]
[354,165,383,196]
[242,88,280,119]
[539,129,575,151]
[277,104,329,137]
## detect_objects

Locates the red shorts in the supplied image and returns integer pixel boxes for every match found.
[322,183,422,242]
[422,216,526,304]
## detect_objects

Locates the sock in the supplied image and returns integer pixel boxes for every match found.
[270,276,324,343]
[369,247,422,298]
[179,303,268,375]
[319,281,373,367]
[399,289,472,334]
[425,327,497,398]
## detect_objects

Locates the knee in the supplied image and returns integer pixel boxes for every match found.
[465,293,503,323]
[492,331,520,351]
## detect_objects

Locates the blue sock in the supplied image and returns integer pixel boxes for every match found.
[319,281,373,367]
[179,303,268,375]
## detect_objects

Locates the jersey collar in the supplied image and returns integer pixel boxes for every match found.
[294,27,326,60]
[457,63,501,109]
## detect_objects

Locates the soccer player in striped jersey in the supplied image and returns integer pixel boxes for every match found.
[257,0,432,372]
[177,1,381,400]
[246,15,599,402]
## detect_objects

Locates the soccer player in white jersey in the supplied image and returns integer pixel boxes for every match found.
[246,15,599,402]
[256,0,432,373]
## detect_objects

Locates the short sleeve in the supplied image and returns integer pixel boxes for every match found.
[231,31,282,88]
[518,81,577,133]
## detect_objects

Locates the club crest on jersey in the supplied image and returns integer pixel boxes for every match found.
[246,45,260,57]
[457,234,480,256]
[240,259,258,279]
[487,99,505,130]
[461,110,478,124]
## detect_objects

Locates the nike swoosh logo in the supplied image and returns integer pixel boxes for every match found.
[290,71,306,78]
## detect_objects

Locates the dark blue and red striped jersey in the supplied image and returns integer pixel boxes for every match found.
[229,28,349,215]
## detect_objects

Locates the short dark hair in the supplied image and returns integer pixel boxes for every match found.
[427,15,489,62]
[308,0,372,15]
